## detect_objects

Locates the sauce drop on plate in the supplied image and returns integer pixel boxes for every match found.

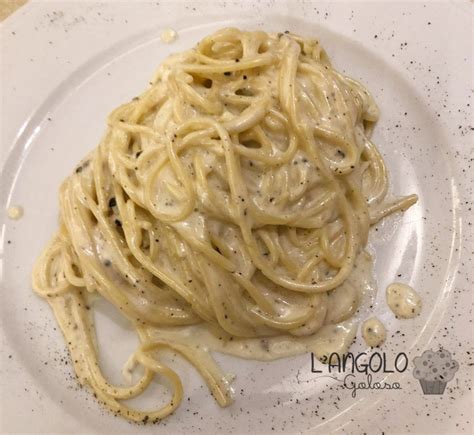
[361,317,386,347]
[7,205,23,220]
[160,28,178,43]
[386,283,422,318]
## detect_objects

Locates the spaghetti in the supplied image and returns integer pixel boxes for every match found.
[33,28,417,422]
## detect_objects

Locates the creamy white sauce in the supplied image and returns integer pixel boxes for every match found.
[172,212,208,242]
[386,283,422,318]
[145,320,358,365]
[361,317,386,347]
[160,28,178,43]
[7,205,23,220]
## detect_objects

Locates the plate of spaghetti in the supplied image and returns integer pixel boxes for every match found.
[1,2,471,434]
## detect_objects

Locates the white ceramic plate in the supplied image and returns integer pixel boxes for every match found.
[1,1,472,434]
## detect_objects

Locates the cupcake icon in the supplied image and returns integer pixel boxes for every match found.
[413,349,459,395]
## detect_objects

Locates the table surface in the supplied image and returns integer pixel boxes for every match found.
[0,0,27,21]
